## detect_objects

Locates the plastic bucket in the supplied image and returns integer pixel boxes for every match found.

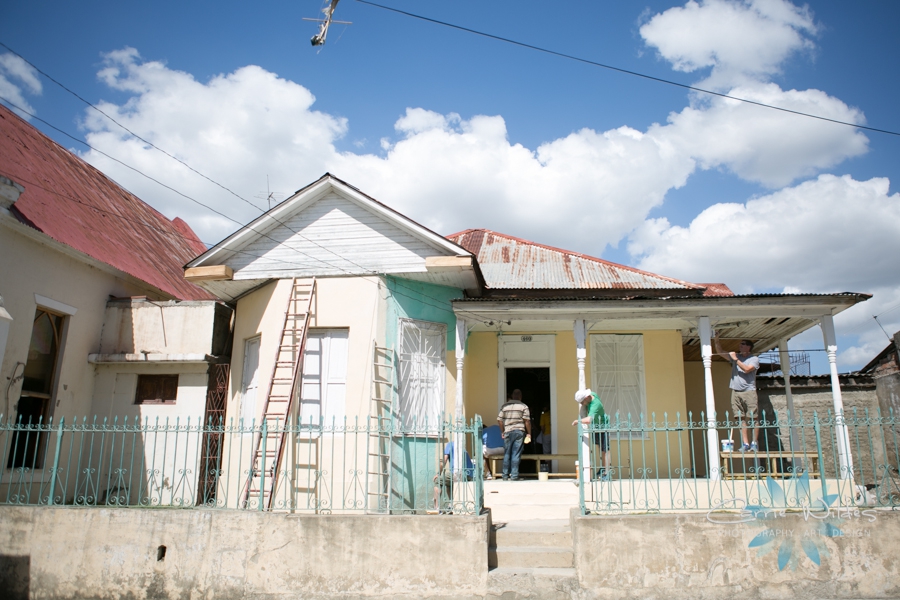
[721,439,734,453]
[538,471,549,481]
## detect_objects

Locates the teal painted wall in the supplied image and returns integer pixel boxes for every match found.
[384,276,462,352]
[383,276,462,512]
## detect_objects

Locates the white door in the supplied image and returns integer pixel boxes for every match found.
[498,334,558,453]
[398,319,446,432]
[299,330,349,425]
[240,336,261,429]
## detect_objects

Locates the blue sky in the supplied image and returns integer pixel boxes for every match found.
[2,0,899,372]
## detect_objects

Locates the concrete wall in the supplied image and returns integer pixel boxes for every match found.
[97,299,231,356]
[0,506,489,599]
[574,510,900,599]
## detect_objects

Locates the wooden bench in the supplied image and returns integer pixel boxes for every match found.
[488,453,579,478]
[720,450,820,480]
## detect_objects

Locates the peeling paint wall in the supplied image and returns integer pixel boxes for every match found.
[574,511,900,599]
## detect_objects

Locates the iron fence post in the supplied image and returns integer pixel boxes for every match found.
[259,420,267,511]
[577,420,586,515]
[46,418,64,506]
[813,412,826,482]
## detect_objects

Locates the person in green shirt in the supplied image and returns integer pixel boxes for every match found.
[572,389,611,481]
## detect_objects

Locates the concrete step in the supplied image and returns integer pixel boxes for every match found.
[491,519,572,547]
[488,503,575,521]
[492,528,572,548]
[489,519,574,570]
[491,546,574,569]
[484,480,579,522]
[487,567,581,600]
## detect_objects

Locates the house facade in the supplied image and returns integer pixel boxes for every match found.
[0,105,231,505]
[185,174,869,511]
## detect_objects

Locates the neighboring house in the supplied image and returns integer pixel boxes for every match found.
[185,173,870,510]
[860,331,900,419]
[0,105,232,504]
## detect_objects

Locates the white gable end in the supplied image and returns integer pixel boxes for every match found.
[227,191,450,280]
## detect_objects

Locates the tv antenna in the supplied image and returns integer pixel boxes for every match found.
[305,0,351,47]
[255,176,284,211]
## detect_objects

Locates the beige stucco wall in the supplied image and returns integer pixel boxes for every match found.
[464,331,499,424]
[225,277,385,509]
[229,276,384,425]
[0,223,163,422]
[0,506,489,598]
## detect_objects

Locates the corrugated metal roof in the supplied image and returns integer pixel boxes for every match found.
[446,229,705,291]
[452,291,870,303]
[698,283,734,297]
[0,105,213,301]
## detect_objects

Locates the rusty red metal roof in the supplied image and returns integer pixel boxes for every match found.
[0,105,213,300]
[446,229,706,292]
[698,283,735,297]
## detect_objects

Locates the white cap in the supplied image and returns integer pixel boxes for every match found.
[575,389,592,403]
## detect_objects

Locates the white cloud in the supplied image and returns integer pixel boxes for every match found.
[75,45,871,258]
[640,0,817,89]
[76,52,702,249]
[628,174,900,369]
[629,174,900,292]
[660,84,868,187]
[0,52,42,119]
[78,48,347,242]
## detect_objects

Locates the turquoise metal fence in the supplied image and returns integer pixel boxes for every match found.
[0,414,483,515]
[578,409,900,515]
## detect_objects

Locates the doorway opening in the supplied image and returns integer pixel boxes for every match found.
[505,367,550,473]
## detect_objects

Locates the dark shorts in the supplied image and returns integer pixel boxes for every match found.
[592,431,610,452]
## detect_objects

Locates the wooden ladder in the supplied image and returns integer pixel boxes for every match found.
[242,278,316,509]
[366,344,395,513]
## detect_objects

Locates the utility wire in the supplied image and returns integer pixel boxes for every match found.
[354,0,900,138]
[0,98,481,319]
[0,41,267,213]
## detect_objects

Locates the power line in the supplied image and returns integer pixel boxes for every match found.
[354,0,900,138]
[0,41,268,213]
[0,99,487,320]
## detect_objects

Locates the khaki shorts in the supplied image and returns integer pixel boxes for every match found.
[731,390,759,419]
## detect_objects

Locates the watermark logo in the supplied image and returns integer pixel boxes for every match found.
[707,474,876,571]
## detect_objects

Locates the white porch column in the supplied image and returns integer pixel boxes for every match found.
[454,318,467,423]
[454,318,467,475]
[574,319,587,391]
[699,317,720,480]
[821,315,853,479]
[778,338,801,453]
[573,319,590,482]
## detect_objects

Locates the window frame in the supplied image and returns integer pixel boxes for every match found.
[589,333,648,434]
[133,374,180,405]
[397,318,447,434]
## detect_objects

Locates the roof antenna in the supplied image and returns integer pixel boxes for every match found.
[255,176,284,211]
[305,0,352,47]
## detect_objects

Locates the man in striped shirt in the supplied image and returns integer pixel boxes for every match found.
[497,389,532,481]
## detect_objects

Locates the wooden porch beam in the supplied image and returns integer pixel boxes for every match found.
[184,265,234,282]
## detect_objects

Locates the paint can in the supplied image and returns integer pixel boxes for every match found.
[721,439,734,453]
